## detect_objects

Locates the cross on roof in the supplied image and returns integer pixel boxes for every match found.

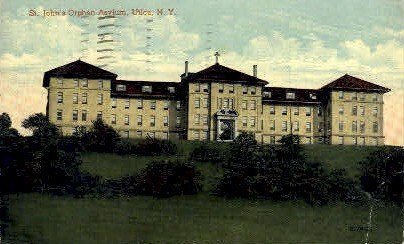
[214,51,220,64]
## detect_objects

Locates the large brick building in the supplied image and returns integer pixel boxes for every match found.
[43,59,390,145]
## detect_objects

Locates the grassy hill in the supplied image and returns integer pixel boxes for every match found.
[5,143,402,243]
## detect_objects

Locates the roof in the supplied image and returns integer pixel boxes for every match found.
[43,60,118,87]
[320,74,390,93]
[111,80,181,99]
[181,63,268,85]
[263,87,320,104]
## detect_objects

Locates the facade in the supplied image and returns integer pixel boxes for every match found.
[43,59,390,145]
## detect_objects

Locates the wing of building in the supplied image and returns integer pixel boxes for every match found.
[43,59,390,145]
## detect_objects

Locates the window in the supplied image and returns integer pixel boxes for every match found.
[286,92,295,99]
[137,115,142,126]
[242,100,247,110]
[124,115,129,125]
[125,99,130,109]
[339,106,344,115]
[82,110,87,121]
[269,106,275,115]
[317,107,322,116]
[150,100,156,110]
[372,93,378,102]
[147,132,155,139]
[203,98,208,108]
[168,86,175,94]
[293,121,299,132]
[195,98,200,108]
[310,94,317,100]
[137,99,143,109]
[57,109,63,121]
[242,117,247,127]
[202,115,208,125]
[282,121,288,132]
[82,93,87,104]
[270,136,276,144]
[352,106,357,116]
[242,86,248,94]
[229,84,234,93]
[97,93,103,105]
[359,92,365,101]
[150,116,155,127]
[339,91,344,99]
[202,131,208,140]
[122,131,129,139]
[371,137,378,146]
[194,84,200,92]
[223,99,229,109]
[176,101,181,110]
[164,101,169,110]
[352,92,357,101]
[270,120,275,131]
[136,131,142,138]
[57,92,63,103]
[73,93,78,104]
[306,107,311,116]
[82,79,88,87]
[282,106,287,115]
[250,87,256,95]
[338,136,344,145]
[359,137,365,145]
[111,114,116,124]
[201,83,209,92]
[142,85,152,93]
[97,111,102,120]
[306,137,312,144]
[373,122,378,133]
[218,84,224,93]
[73,79,79,87]
[116,84,126,91]
[352,121,357,132]
[193,131,200,140]
[293,107,299,115]
[194,114,200,125]
[372,107,378,117]
[163,132,169,140]
[98,80,103,90]
[111,98,117,108]
[250,100,256,110]
[229,99,234,109]
[263,91,271,98]
[250,117,256,127]
[306,122,311,133]
[360,106,365,116]
[360,121,365,133]
[163,116,168,126]
[352,137,357,145]
[176,116,181,127]
[339,121,344,132]
[72,110,78,121]
[57,78,63,86]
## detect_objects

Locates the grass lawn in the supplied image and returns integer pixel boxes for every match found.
[4,143,402,243]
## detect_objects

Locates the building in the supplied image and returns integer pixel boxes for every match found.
[43,59,390,145]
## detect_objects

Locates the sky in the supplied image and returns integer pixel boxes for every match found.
[0,0,403,145]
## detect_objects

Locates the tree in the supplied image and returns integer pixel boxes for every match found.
[0,113,19,138]
[83,118,120,152]
[21,113,59,140]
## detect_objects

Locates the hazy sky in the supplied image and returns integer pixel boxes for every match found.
[0,0,403,145]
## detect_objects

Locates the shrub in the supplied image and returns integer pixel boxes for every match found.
[113,140,134,155]
[133,137,178,156]
[189,143,223,163]
[81,119,121,153]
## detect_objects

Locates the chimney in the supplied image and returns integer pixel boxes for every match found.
[185,61,189,77]
[253,65,257,77]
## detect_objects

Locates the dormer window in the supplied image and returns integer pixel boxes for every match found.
[142,85,152,93]
[116,84,126,91]
[310,94,317,100]
[286,92,295,99]
[263,91,271,98]
[168,86,175,94]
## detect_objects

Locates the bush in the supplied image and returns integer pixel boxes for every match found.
[100,160,202,198]
[81,119,121,153]
[133,137,178,156]
[113,140,134,155]
[189,143,223,163]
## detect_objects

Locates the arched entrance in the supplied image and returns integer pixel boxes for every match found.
[216,109,238,141]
